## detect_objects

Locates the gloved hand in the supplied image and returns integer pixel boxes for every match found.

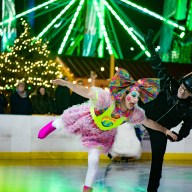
[144,29,154,45]
[167,131,183,142]
[144,29,156,55]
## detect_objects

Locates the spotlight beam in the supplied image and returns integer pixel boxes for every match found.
[110,0,144,42]
[50,14,75,40]
[106,8,124,59]
[118,0,185,31]
[0,0,58,26]
[94,0,114,56]
[58,0,85,54]
[104,0,150,57]
[37,0,76,39]
[33,2,69,19]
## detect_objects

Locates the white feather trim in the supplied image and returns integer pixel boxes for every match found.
[110,123,142,159]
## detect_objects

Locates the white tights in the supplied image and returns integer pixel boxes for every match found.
[52,118,101,187]
[52,117,64,130]
[84,148,101,187]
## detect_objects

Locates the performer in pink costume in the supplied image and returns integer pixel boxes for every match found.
[38,68,177,192]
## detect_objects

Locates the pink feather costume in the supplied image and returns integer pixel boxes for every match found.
[60,87,145,153]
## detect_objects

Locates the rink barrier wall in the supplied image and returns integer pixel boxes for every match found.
[0,115,192,160]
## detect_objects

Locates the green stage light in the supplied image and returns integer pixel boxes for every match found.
[120,0,185,31]
[58,0,85,54]
[37,0,76,39]
[104,0,150,57]
[94,0,113,55]
[180,32,185,38]
[0,0,57,26]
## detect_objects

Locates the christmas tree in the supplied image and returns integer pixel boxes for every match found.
[0,18,63,92]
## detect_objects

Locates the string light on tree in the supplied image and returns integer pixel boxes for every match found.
[0,18,64,91]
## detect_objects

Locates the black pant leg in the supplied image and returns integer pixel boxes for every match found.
[146,128,167,192]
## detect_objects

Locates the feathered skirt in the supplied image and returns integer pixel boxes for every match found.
[61,102,116,153]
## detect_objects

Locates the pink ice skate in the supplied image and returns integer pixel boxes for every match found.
[38,121,56,139]
[83,186,93,192]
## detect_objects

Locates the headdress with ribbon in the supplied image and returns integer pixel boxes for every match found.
[109,68,160,104]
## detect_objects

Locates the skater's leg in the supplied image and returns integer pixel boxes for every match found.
[83,148,100,191]
[38,117,64,139]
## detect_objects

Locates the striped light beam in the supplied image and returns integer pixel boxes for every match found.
[37,0,76,39]
[104,0,150,57]
[120,0,185,31]
[94,0,113,55]
[58,0,85,54]
[0,0,57,26]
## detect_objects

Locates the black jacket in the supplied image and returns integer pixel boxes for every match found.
[0,93,8,114]
[10,92,32,115]
[55,86,71,115]
[31,94,53,114]
[140,55,192,140]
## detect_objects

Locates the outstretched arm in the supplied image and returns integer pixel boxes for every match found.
[52,79,95,100]
[145,29,170,88]
[142,118,178,141]
[172,114,192,142]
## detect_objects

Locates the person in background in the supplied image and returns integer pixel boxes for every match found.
[55,76,71,114]
[0,92,8,114]
[71,80,88,106]
[10,82,32,115]
[38,68,177,192]
[142,29,192,192]
[31,86,53,114]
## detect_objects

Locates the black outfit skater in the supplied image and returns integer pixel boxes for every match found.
[141,30,192,192]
